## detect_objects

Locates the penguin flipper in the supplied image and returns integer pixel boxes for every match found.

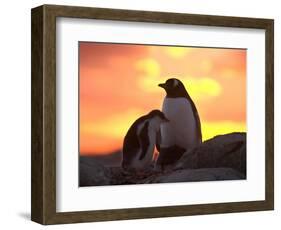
[138,122,150,160]
[194,109,202,143]
[189,100,202,143]
[184,92,202,143]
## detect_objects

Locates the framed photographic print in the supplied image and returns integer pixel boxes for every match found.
[31,4,274,225]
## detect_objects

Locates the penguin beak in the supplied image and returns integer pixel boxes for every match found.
[158,83,166,89]
[164,117,169,122]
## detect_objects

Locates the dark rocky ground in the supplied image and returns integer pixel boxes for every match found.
[79,132,246,186]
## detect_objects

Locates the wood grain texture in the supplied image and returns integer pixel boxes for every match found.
[265,20,274,210]
[31,6,44,224]
[31,4,274,225]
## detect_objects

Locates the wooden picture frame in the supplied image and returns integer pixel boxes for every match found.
[31,4,274,225]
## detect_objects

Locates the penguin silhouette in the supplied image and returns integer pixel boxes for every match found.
[156,145,186,170]
[122,110,169,170]
[157,78,202,162]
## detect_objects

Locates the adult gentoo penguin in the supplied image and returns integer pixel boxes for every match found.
[122,110,169,170]
[158,78,202,155]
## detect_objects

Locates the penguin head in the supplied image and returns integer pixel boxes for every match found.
[158,78,188,98]
[147,110,169,129]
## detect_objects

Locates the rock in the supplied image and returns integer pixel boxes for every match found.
[146,167,245,183]
[79,156,111,186]
[109,167,161,185]
[176,132,246,175]
[79,133,247,186]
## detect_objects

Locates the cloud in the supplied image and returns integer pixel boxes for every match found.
[165,47,191,59]
[135,58,222,101]
[135,58,160,77]
[220,68,241,79]
[181,77,222,100]
[135,58,161,92]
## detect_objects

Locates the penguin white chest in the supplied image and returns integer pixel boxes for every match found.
[161,98,197,149]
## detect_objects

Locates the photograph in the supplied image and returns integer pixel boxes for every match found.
[30,4,274,224]
[79,42,247,187]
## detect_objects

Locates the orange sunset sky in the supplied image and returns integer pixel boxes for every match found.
[79,42,246,155]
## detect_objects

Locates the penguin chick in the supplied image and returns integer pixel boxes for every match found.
[122,110,169,171]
